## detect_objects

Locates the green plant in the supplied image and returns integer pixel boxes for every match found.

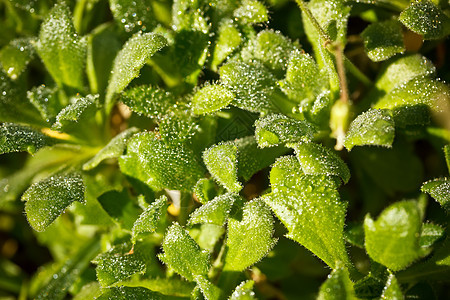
[1,0,450,299]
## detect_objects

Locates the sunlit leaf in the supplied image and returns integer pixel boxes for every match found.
[211,20,242,70]
[317,265,356,300]
[188,193,240,226]
[194,275,222,300]
[422,178,450,212]
[224,199,277,272]
[0,38,35,80]
[23,172,85,232]
[229,280,256,300]
[233,0,268,25]
[380,273,403,300]
[52,94,99,132]
[109,0,156,33]
[361,20,405,62]
[0,123,57,155]
[132,195,168,243]
[192,84,235,115]
[159,222,210,281]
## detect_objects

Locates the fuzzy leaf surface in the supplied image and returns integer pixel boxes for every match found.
[421,178,450,212]
[317,266,356,300]
[264,156,349,268]
[364,200,425,271]
[35,2,86,90]
[23,172,85,232]
[109,0,156,33]
[0,38,35,80]
[211,20,242,70]
[380,273,403,300]
[229,280,256,300]
[290,142,350,183]
[105,33,167,111]
[192,84,235,115]
[132,195,168,243]
[233,0,268,24]
[159,223,210,281]
[0,123,57,154]
[97,189,141,230]
[361,20,405,62]
[399,0,450,40]
[52,94,99,131]
[97,286,181,300]
[189,193,239,226]
[223,199,277,272]
[344,109,395,150]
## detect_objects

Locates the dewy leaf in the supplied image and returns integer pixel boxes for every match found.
[380,273,403,300]
[0,38,35,80]
[121,85,177,120]
[105,32,167,112]
[374,54,435,94]
[229,280,256,300]
[264,156,349,268]
[361,19,405,62]
[399,0,450,40]
[194,275,223,300]
[23,172,85,232]
[374,76,450,114]
[279,50,326,102]
[35,2,86,90]
[364,200,425,271]
[223,199,277,272]
[203,142,242,193]
[172,0,209,33]
[220,61,286,114]
[132,195,168,244]
[254,114,316,148]
[253,29,295,75]
[97,189,141,231]
[27,85,61,123]
[444,145,450,173]
[233,0,269,25]
[93,242,151,287]
[97,286,176,300]
[317,265,356,300]
[192,84,235,115]
[0,123,57,155]
[188,193,239,226]
[211,19,242,71]
[119,132,204,191]
[419,223,445,248]
[159,223,210,281]
[193,178,218,204]
[344,109,395,151]
[109,0,156,33]
[421,178,450,212]
[52,94,99,131]
[290,142,350,183]
[83,127,139,170]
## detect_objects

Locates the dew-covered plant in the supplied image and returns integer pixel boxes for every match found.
[1,0,450,299]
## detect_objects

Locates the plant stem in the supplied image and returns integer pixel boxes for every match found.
[295,0,331,44]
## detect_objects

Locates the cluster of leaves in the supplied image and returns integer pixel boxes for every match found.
[1,0,450,299]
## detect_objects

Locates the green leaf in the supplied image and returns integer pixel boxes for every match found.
[419,223,445,248]
[159,222,210,281]
[35,239,100,300]
[23,172,85,232]
[224,199,277,272]
[381,273,403,300]
[0,38,35,80]
[194,275,223,300]
[364,200,426,271]
[229,280,256,300]
[254,114,316,148]
[97,286,181,300]
[233,0,268,25]
[97,189,141,231]
[399,0,450,40]
[263,156,349,268]
[203,142,242,193]
[190,224,226,253]
[93,242,151,287]
[317,266,356,300]
[353,262,389,299]
[421,178,450,212]
[193,178,219,204]
[86,23,122,96]
[118,277,195,297]
[344,109,395,151]
[188,193,240,226]
[374,76,450,114]
[83,127,139,170]
[105,32,167,112]
[374,54,435,94]
[109,0,156,33]
[344,223,365,249]
[173,30,209,80]
[445,145,450,173]
[52,94,99,131]
[27,84,61,123]
[192,84,235,115]
[35,2,86,90]
[290,141,350,184]
[220,61,285,114]
[0,123,57,155]
[361,19,405,62]
[172,0,209,33]
[211,20,242,71]
[121,85,177,120]
[253,29,295,75]
[279,49,326,103]
[119,132,204,191]
[131,195,168,243]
